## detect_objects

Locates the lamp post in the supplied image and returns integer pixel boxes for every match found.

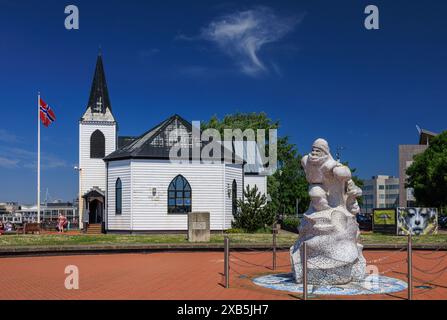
[74,166,83,230]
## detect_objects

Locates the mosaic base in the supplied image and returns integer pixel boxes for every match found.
[253,273,407,296]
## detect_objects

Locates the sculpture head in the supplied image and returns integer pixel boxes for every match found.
[309,138,331,164]
[311,138,330,156]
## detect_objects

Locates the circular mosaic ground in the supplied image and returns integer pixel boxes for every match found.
[253,273,407,296]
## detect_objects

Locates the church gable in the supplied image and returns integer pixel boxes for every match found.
[150,117,192,148]
[106,114,241,163]
[106,114,193,160]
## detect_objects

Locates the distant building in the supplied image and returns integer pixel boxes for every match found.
[0,202,19,214]
[398,128,437,207]
[14,202,78,228]
[361,175,400,214]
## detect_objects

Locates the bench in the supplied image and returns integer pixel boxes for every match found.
[23,223,41,234]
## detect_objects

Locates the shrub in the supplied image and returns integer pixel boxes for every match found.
[232,185,275,232]
[282,215,300,233]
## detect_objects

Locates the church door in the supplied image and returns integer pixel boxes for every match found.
[88,199,103,224]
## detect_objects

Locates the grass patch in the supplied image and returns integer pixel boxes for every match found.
[0,232,446,247]
[360,233,447,244]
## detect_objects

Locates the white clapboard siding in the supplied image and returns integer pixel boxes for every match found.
[225,164,244,229]
[244,175,268,197]
[130,160,225,231]
[79,121,116,196]
[107,160,132,230]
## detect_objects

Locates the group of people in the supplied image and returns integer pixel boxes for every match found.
[0,221,14,235]
[0,214,68,235]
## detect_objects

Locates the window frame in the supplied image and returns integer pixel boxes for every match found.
[90,129,106,159]
[232,179,237,216]
[167,175,192,214]
[115,178,122,215]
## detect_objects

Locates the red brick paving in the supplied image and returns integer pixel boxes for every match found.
[0,250,445,300]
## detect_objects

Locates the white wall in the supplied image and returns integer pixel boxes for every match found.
[107,160,132,230]
[225,164,244,229]
[108,159,228,231]
[79,121,116,196]
[105,159,244,231]
[244,175,268,197]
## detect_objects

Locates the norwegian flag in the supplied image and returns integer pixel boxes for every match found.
[39,98,56,127]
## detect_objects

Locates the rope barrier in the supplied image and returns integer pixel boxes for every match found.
[223,236,447,298]
[413,251,447,260]
[413,264,447,275]
[412,270,447,291]
[231,253,275,267]
[366,247,407,264]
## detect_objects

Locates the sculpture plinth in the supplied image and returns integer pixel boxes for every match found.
[290,139,366,285]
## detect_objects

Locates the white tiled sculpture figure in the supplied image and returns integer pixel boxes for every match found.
[290,139,366,285]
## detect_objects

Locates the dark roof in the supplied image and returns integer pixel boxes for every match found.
[82,187,105,199]
[118,136,138,149]
[104,114,243,163]
[85,54,112,114]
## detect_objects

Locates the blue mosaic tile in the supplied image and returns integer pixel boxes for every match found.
[252,273,407,296]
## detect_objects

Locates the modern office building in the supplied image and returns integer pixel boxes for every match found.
[398,128,437,207]
[361,175,400,214]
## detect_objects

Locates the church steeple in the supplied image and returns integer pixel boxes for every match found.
[86,53,112,114]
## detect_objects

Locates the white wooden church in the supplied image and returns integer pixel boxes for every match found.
[79,54,268,233]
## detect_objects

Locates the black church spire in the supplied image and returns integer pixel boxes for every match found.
[86,53,112,114]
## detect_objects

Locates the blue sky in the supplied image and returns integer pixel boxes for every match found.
[0,0,446,203]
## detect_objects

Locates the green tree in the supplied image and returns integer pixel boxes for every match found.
[202,112,310,215]
[406,131,447,211]
[202,112,363,216]
[233,185,274,232]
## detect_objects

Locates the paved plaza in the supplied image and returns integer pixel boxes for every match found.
[0,250,446,300]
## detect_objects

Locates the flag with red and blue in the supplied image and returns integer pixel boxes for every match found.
[39,98,56,127]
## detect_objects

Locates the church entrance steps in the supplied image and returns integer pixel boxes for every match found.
[86,224,102,235]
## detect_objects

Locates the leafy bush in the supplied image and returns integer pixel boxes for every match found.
[281,215,300,233]
[232,185,275,232]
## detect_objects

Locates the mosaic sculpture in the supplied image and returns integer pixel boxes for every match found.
[290,139,366,285]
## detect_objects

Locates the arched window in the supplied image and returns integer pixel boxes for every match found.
[232,179,238,216]
[168,175,191,214]
[115,178,122,215]
[90,130,105,158]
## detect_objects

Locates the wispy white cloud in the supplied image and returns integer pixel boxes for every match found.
[0,147,67,170]
[199,6,302,77]
[0,129,20,143]
[0,157,19,169]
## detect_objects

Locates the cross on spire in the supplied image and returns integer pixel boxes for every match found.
[95,96,103,112]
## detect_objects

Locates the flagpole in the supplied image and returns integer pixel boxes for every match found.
[37,92,41,224]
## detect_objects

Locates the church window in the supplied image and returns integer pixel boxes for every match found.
[115,178,122,215]
[168,175,191,214]
[90,130,105,158]
[232,179,238,216]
